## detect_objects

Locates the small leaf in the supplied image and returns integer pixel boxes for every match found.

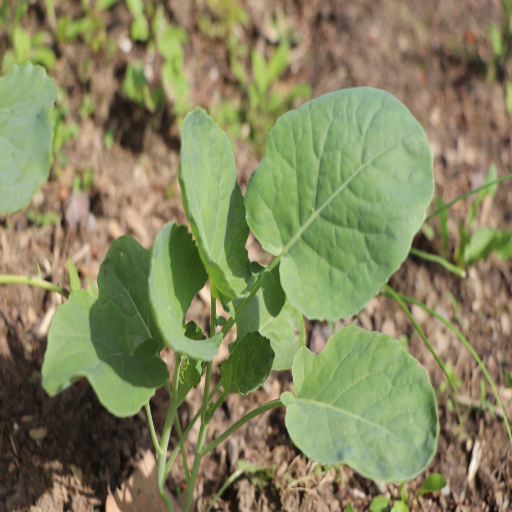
[245,88,433,321]
[87,277,99,298]
[236,278,305,370]
[149,223,221,360]
[464,228,512,263]
[283,325,439,482]
[221,332,274,395]
[345,504,356,512]
[262,263,286,317]
[0,63,57,214]
[390,502,408,512]
[42,290,169,417]
[417,473,446,496]
[180,321,206,389]
[179,108,251,303]
[370,496,391,512]
[98,236,164,353]
[67,257,81,293]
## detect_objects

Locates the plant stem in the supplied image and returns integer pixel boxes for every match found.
[424,172,512,223]
[201,399,283,456]
[383,290,512,447]
[0,275,69,298]
[182,294,216,512]
[382,284,457,394]
[205,467,245,512]
[43,0,57,32]
[175,415,190,485]
[409,248,466,278]
[157,353,181,512]
[163,382,220,478]
[145,402,165,457]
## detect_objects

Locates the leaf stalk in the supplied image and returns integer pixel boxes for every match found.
[0,274,70,298]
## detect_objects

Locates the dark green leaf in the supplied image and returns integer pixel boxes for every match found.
[0,63,56,213]
[221,332,274,395]
[262,262,286,317]
[179,108,251,303]
[149,223,221,360]
[282,325,439,482]
[245,88,433,321]
[98,236,164,353]
[42,290,169,417]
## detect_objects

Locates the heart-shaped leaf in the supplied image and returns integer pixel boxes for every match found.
[98,236,164,353]
[221,331,274,395]
[245,88,433,320]
[236,278,305,371]
[149,222,221,360]
[42,290,169,417]
[281,325,438,481]
[179,108,251,303]
[0,63,57,214]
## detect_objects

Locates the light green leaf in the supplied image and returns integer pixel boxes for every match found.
[149,223,221,360]
[245,88,433,321]
[464,227,512,263]
[252,49,268,95]
[179,108,251,303]
[42,290,169,417]
[97,236,164,353]
[0,63,57,214]
[370,496,391,512]
[283,325,439,482]
[236,281,305,371]
[67,257,81,293]
[345,504,356,512]
[417,473,446,496]
[13,27,31,62]
[221,332,274,395]
[262,263,286,317]
[122,61,156,112]
[266,43,289,85]
[390,501,408,512]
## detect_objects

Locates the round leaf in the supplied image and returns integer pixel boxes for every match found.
[42,290,169,417]
[0,63,57,213]
[221,332,274,395]
[283,325,438,482]
[245,88,433,320]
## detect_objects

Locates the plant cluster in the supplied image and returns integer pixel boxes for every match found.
[1,63,511,512]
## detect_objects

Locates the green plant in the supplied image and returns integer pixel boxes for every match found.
[2,66,511,512]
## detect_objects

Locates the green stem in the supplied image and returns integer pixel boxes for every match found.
[424,173,512,223]
[182,295,216,512]
[384,291,512,447]
[205,468,245,512]
[409,248,466,278]
[0,275,69,298]
[145,402,165,457]
[157,353,181,512]
[43,0,57,31]
[163,382,221,478]
[175,415,190,485]
[201,399,283,456]
[382,284,457,394]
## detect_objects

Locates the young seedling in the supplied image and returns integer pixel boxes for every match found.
[5,63,491,512]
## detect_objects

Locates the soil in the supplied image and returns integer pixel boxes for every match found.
[1,0,512,511]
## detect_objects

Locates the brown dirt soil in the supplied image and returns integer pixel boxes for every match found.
[1,0,512,511]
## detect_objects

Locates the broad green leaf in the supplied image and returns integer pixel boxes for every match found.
[282,325,438,482]
[417,473,446,496]
[464,227,512,263]
[370,496,391,512]
[245,88,433,321]
[149,223,221,360]
[0,63,56,214]
[42,290,169,417]
[236,283,305,371]
[262,263,286,317]
[179,108,251,303]
[67,257,81,293]
[97,236,164,353]
[221,332,274,395]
